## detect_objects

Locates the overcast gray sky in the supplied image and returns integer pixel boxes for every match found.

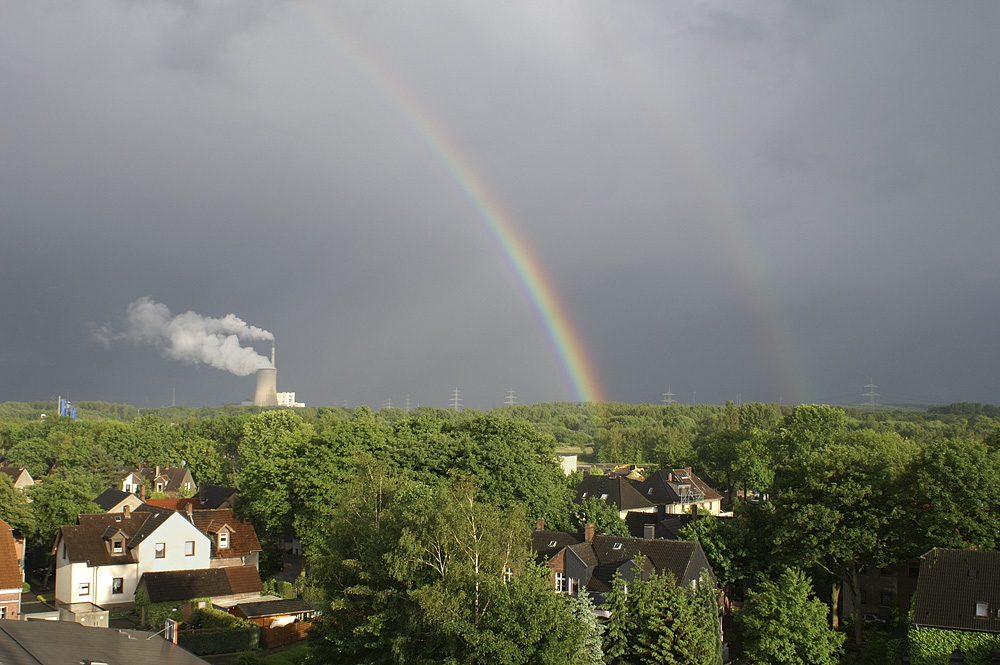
[2,1,998,410]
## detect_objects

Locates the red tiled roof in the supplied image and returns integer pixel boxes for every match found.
[144,498,202,511]
[0,518,22,590]
[186,509,261,557]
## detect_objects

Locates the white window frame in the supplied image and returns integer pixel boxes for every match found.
[112,539,124,554]
[79,582,90,596]
[218,531,229,549]
[555,572,567,593]
[112,578,124,595]
[0,606,6,619]
[976,602,988,617]
[155,542,166,558]
[185,540,196,556]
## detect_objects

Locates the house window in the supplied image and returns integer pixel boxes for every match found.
[555,572,567,593]
[218,531,229,549]
[156,482,164,492]
[976,602,988,617]
[503,567,513,583]
[112,539,124,554]
[79,583,90,596]
[185,541,195,556]
[600,493,609,501]
[112,578,124,595]
[880,592,892,607]
[548,540,558,548]
[0,606,6,619]
[612,542,623,550]
[155,542,166,558]
[581,492,587,499]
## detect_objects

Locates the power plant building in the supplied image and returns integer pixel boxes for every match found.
[248,368,304,408]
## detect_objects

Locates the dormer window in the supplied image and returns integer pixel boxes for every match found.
[112,539,124,554]
[218,530,229,549]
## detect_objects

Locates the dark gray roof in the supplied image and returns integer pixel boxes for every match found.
[624,512,695,540]
[912,548,1000,633]
[634,468,722,507]
[198,484,237,509]
[140,565,262,603]
[233,598,315,618]
[530,530,585,564]
[573,475,656,512]
[94,488,134,511]
[0,619,209,664]
[531,529,715,596]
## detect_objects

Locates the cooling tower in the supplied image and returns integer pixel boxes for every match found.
[253,368,279,407]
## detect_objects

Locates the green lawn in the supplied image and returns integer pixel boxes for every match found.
[257,644,309,665]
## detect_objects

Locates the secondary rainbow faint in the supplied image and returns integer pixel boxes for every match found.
[293,3,605,403]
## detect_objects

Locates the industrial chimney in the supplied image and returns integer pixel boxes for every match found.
[253,368,278,407]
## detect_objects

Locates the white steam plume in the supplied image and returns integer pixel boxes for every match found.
[98,297,274,376]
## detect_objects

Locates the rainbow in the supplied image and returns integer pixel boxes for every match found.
[292,5,605,403]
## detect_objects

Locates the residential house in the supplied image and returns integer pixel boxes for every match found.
[94,488,145,514]
[121,464,196,498]
[137,565,263,608]
[0,620,211,665]
[531,524,716,605]
[0,465,34,491]
[0,517,24,620]
[911,548,1000,633]
[635,468,723,516]
[841,560,921,623]
[573,475,657,520]
[197,484,238,510]
[184,506,262,569]
[53,505,212,611]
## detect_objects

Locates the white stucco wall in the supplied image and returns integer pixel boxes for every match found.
[135,512,211,574]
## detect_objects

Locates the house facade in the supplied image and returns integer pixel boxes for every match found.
[0,466,34,491]
[531,524,716,605]
[121,465,196,497]
[53,508,211,610]
[634,468,723,516]
[0,518,24,620]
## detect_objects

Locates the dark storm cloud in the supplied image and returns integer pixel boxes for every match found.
[2,0,999,409]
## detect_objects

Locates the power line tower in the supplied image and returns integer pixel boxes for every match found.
[404,394,411,412]
[450,388,463,411]
[505,389,517,406]
[383,397,393,410]
[661,386,676,405]
[863,379,880,412]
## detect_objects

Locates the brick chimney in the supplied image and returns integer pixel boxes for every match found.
[140,484,146,502]
[585,523,595,543]
[643,524,655,540]
[185,502,194,521]
[535,518,545,531]
[123,504,130,519]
